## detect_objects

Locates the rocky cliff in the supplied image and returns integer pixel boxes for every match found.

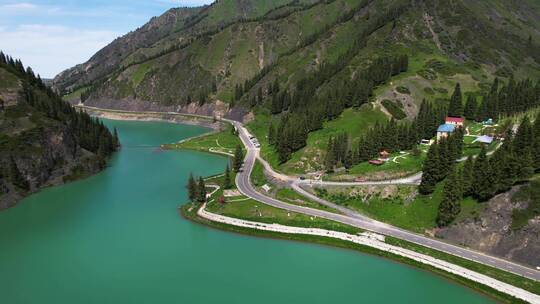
[436,184,540,267]
[0,55,118,210]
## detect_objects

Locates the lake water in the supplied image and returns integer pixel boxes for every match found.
[0,119,494,303]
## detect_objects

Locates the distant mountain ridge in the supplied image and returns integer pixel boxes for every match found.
[53,0,540,115]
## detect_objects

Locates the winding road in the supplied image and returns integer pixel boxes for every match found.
[78,105,540,283]
[231,121,540,282]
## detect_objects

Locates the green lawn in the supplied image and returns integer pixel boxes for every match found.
[316,183,482,234]
[165,124,242,155]
[329,151,425,181]
[250,160,267,187]
[206,197,362,234]
[275,188,340,213]
[62,86,89,101]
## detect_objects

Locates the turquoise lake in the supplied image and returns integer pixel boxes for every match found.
[0,119,494,303]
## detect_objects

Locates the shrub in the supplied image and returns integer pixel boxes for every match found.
[417,69,437,80]
[381,99,407,120]
[433,87,448,94]
[396,86,411,95]
[423,87,435,95]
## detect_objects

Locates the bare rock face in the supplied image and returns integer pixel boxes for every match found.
[84,97,248,122]
[0,121,103,210]
[436,186,540,267]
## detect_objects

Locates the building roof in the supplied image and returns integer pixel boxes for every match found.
[445,116,464,123]
[474,135,494,144]
[437,124,456,133]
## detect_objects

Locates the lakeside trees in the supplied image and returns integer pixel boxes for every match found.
[186,173,208,203]
[187,173,197,202]
[233,145,244,172]
[223,164,232,189]
[197,177,207,203]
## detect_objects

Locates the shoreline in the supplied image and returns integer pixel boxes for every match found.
[77,105,539,303]
[180,203,529,304]
[77,105,225,131]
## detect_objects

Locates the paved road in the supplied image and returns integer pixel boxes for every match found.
[232,121,540,282]
[80,106,540,282]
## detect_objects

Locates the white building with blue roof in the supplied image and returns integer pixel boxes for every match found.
[437,123,456,140]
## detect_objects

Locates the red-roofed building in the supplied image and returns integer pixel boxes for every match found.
[445,116,464,127]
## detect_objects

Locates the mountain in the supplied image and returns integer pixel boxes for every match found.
[0,52,118,210]
[53,0,540,116]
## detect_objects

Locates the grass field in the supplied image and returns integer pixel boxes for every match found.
[206,197,362,234]
[250,160,267,187]
[275,188,340,213]
[329,150,425,181]
[166,124,242,155]
[62,86,89,101]
[316,183,483,234]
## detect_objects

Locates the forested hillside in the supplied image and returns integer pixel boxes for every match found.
[0,52,119,209]
[53,0,540,169]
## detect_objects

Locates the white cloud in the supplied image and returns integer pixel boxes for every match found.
[0,2,37,11]
[0,24,120,78]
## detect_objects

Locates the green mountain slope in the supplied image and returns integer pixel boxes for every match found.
[0,53,118,209]
[52,0,540,174]
[54,0,540,109]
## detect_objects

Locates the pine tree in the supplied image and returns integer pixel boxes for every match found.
[472,146,494,201]
[187,173,197,202]
[344,149,353,169]
[268,122,276,146]
[197,177,207,203]
[419,144,440,194]
[462,156,474,197]
[233,144,244,172]
[533,112,540,172]
[223,164,232,189]
[448,83,463,117]
[437,138,451,180]
[437,166,463,227]
[464,95,477,120]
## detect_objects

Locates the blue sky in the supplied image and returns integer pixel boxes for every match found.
[0,0,213,78]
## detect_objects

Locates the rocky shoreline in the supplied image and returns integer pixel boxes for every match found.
[78,105,225,130]
[180,203,536,304]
